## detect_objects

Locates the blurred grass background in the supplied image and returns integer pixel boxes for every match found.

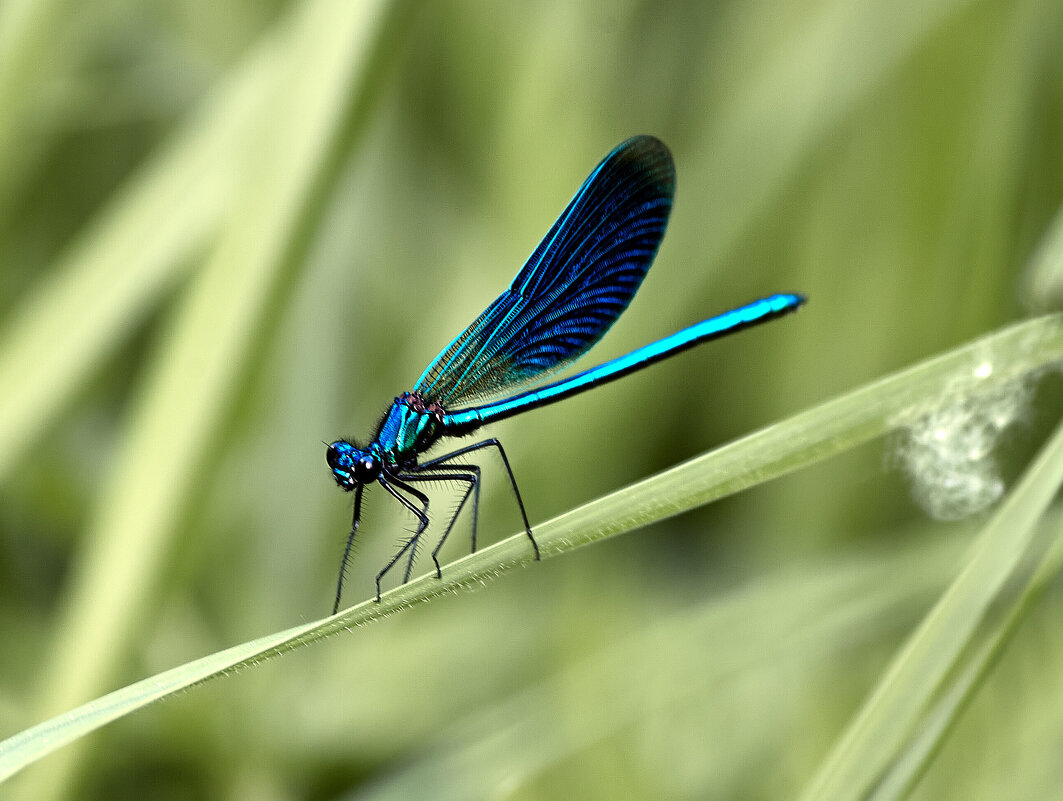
[2,0,1063,799]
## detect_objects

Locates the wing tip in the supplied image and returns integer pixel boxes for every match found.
[609,135,676,198]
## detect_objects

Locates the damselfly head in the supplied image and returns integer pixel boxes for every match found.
[326,441,380,489]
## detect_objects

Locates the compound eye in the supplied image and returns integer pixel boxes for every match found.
[326,443,351,470]
[326,441,360,489]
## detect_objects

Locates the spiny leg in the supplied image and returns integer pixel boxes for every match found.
[384,475,438,584]
[399,467,477,577]
[413,460,480,552]
[333,483,365,614]
[376,476,430,601]
[384,471,450,582]
[420,438,540,560]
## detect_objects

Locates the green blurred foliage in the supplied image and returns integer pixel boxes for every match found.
[2,0,1063,799]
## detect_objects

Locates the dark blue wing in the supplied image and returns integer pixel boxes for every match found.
[413,135,675,408]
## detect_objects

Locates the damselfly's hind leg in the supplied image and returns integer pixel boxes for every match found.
[367,439,539,603]
[400,464,479,576]
[417,438,540,561]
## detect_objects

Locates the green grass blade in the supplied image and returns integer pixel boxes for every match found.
[3,311,1062,784]
[797,418,1063,801]
[348,532,968,801]
[0,512,962,791]
[867,511,1063,801]
[0,617,324,783]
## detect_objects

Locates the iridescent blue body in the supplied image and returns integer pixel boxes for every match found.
[326,136,805,611]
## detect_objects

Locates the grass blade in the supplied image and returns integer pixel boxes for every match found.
[867,510,1063,801]
[797,416,1063,801]
[3,311,1062,785]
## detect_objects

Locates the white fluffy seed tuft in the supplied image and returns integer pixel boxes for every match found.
[895,370,1032,521]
